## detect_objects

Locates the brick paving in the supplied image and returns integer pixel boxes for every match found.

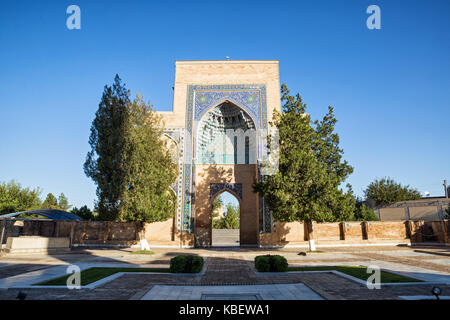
[352,252,450,274]
[0,264,51,279]
[0,246,449,300]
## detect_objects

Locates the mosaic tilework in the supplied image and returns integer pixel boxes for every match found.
[209,183,242,201]
[257,163,272,233]
[182,84,270,234]
[163,128,185,231]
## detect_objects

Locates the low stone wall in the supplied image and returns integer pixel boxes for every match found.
[259,220,422,247]
[259,221,307,246]
[5,236,70,254]
[14,219,194,248]
[2,218,448,249]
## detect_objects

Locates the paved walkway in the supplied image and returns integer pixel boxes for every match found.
[0,245,450,300]
[141,283,323,300]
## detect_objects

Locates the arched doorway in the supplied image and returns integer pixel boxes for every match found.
[194,100,259,247]
[211,190,240,247]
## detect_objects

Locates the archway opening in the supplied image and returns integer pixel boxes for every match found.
[211,190,240,247]
[197,101,256,164]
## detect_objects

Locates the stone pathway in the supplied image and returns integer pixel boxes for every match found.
[352,252,450,274]
[141,283,323,300]
[1,246,450,300]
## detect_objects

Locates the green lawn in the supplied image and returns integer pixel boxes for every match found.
[130,250,155,255]
[288,265,422,283]
[35,267,170,286]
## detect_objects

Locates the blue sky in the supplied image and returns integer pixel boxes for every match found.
[0,0,449,209]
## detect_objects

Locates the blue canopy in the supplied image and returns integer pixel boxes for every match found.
[0,209,81,220]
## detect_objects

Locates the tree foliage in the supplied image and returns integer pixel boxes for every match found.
[353,197,379,221]
[71,205,97,221]
[85,76,177,223]
[253,84,355,223]
[58,193,71,210]
[213,204,240,229]
[118,95,178,223]
[42,193,58,209]
[41,192,71,211]
[84,75,131,221]
[364,177,421,207]
[0,180,42,214]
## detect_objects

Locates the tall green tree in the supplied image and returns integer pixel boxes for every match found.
[57,193,71,210]
[42,193,58,209]
[222,204,240,229]
[84,74,130,221]
[253,84,354,250]
[71,205,97,221]
[0,180,42,214]
[364,177,421,207]
[353,197,379,221]
[119,95,178,223]
[211,196,223,220]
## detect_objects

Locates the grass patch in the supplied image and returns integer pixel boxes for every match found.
[35,267,170,286]
[130,250,154,255]
[288,265,422,283]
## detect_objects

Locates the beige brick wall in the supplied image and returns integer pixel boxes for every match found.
[366,221,408,240]
[157,60,281,128]
[314,222,342,241]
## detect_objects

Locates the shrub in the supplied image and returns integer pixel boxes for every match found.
[170,255,204,273]
[254,255,288,272]
[190,256,204,273]
[254,255,270,272]
[271,255,288,272]
[170,255,187,273]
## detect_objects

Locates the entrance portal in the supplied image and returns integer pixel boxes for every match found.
[194,100,259,247]
[211,191,240,247]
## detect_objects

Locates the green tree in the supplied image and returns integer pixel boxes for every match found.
[118,95,178,250]
[222,204,240,229]
[84,74,130,221]
[119,95,178,223]
[212,203,240,229]
[444,205,450,220]
[354,197,379,221]
[253,84,355,250]
[57,193,71,211]
[0,180,42,214]
[71,205,97,221]
[42,193,58,209]
[211,196,223,220]
[364,177,421,207]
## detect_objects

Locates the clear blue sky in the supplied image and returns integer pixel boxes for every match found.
[1,0,449,209]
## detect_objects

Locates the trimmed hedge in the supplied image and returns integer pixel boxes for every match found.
[254,255,288,272]
[170,255,204,273]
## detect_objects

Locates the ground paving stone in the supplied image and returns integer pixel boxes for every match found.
[352,252,450,274]
[1,246,449,300]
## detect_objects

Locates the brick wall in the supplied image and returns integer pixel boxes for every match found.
[14,219,193,247]
[3,218,448,248]
[258,220,432,247]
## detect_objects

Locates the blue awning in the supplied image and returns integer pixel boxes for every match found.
[0,209,81,220]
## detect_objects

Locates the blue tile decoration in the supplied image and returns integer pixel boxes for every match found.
[181,84,270,234]
[210,183,242,201]
[163,128,185,231]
